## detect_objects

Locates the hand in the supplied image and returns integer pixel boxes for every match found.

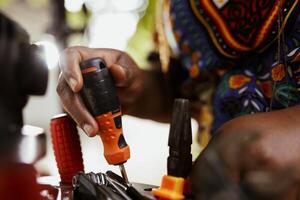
[191,106,300,200]
[57,46,143,136]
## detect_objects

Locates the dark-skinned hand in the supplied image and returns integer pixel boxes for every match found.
[57,46,144,136]
[191,106,300,200]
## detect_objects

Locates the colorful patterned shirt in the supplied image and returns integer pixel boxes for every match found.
[163,0,300,138]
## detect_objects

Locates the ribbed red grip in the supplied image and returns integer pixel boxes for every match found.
[50,114,84,184]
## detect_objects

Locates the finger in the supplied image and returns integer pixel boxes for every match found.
[59,47,85,92]
[110,63,134,87]
[56,74,99,136]
[59,47,125,92]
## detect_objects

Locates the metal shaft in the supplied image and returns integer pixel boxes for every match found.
[119,164,129,184]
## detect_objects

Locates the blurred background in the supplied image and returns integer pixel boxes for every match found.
[0,0,199,185]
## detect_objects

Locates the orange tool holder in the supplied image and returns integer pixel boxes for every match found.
[152,175,185,200]
[80,58,130,165]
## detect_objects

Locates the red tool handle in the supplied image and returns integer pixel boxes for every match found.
[50,113,84,184]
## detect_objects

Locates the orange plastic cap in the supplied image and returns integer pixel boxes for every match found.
[152,175,185,200]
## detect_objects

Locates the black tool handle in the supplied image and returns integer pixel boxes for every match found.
[79,58,130,165]
[167,99,193,178]
[80,58,119,115]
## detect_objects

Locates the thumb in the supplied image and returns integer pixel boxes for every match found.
[109,63,133,87]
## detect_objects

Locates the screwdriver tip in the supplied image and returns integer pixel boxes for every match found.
[119,164,129,184]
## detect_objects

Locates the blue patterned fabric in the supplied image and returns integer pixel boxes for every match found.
[166,0,300,133]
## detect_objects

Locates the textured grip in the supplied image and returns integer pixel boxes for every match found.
[50,114,84,184]
[95,111,130,165]
[80,58,130,165]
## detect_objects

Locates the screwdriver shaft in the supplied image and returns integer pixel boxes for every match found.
[119,164,129,184]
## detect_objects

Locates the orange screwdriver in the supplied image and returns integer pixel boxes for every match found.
[79,58,130,183]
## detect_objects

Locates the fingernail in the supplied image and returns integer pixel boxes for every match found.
[83,124,94,136]
[69,78,77,91]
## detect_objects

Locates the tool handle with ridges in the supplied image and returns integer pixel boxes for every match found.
[79,58,130,165]
[95,111,130,165]
[50,114,84,184]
